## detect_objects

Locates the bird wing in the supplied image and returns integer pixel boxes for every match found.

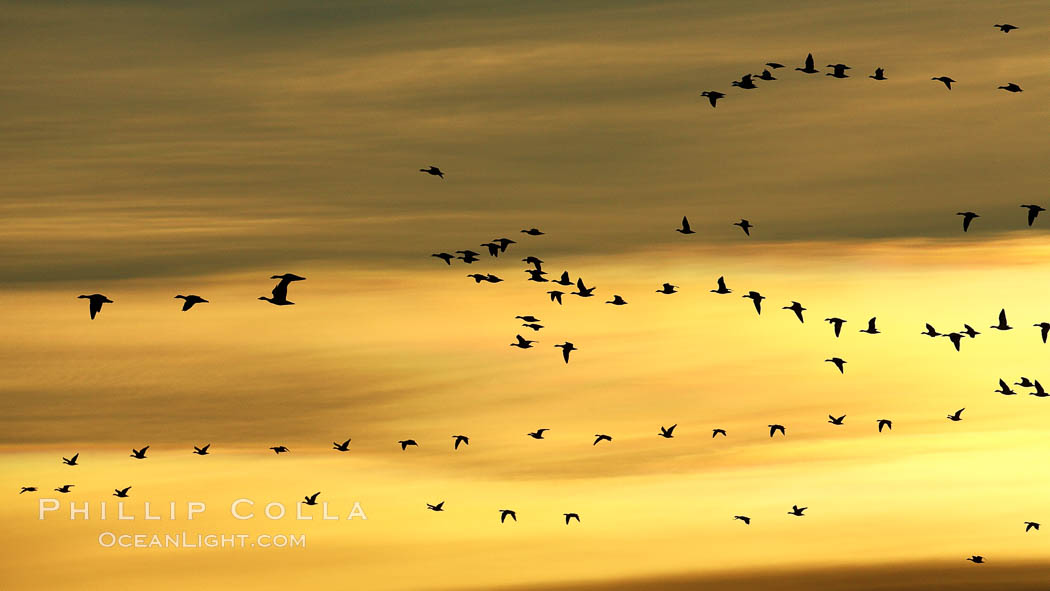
[562,346,571,363]
[999,309,1008,325]
[805,53,814,69]
[717,277,726,290]
[271,278,290,300]
[681,216,691,231]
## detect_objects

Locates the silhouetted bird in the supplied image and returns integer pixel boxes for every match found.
[484,272,504,282]
[966,555,984,564]
[789,505,806,516]
[333,438,351,452]
[796,53,818,73]
[962,324,980,338]
[467,273,488,283]
[656,283,678,294]
[606,295,628,305]
[260,274,305,306]
[828,414,846,425]
[130,446,149,459]
[766,62,784,69]
[62,453,79,466]
[859,317,880,334]
[174,295,208,311]
[826,317,846,337]
[743,291,765,315]
[427,502,445,511]
[113,486,131,498]
[78,294,112,319]
[712,428,727,438]
[55,485,74,493]
[270,446,290,454]
[991,309,1012,330]
[572,278,595,297]
[1035,322,1050,344]
[511,334,536,349]
[499,509,517,523]
[303,492,320,506]
[522,256,544,269]
[768,424,786,437]
[555,342,577,363]
[995,379,1017,396]
[453,435,469,450]
[432,253,454,265]
[1021,204,1044,226]
[521,228,544,236]
[399,440,418,450]
[564,513,580,524]
[933,76,956,90]
[20,487,37,494]
[826,63,850,78]
[734,515,751,524]
[1016,377,1035,388]
[658,424,676,438]
[869,67,886,80]
[921,323,941,337]
[957,211,978,231]
[516,315,540,323]
[494,238,516,252]
[548,290,564,304]
[553,272,573,286]
[734,219,753,236]
[711,276,732,294]
[783,301,806,323]
[522,323,543,331]
[826,357,846,373]
[481,242,500,257]
[676,216,695,234]
[755,69,776,81]
[193,444,210,455]
[947,408,964,421]
[1030,381,1048,398]
[998,83,1022,93]
[527,429,549,439]
[700,91,725,108]
[525,269,548,282]
[593,434,612,446]
[420,166,444,178]
[945,332,963,351]
[877,419,892,432]
[456,250,480,264]
[732,74,757,89]
[1024,522,1039,532]
[993,24,1018,33]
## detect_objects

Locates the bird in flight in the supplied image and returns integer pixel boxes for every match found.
[606,295,628,305]
[869,67,886,80]
[521,228,544,236]
[332,438,351,452]
[547,290,564,305]
[658,424,676,438]
[571,278,595,297]
[270,446,290,454]
[825,357,846,374]
[768,424,786,438]
[962,324,980,339]
[467,273,489,284]
[957,211,978,231]
[755,69,776,81]
[932,76,956,90]
[130,446,149,459]
[700,90,725,108]
[20,486,37,494]
[113,486,131,498]
[555,342,577,363]
[993,24,1018,33]
[1035,322,1050,344]
[711,276,732,294]
[1024,521,1040,532]
[859,317,880,334]
[54,485,74,493]
[78,294,112,319]
[656,283,678,294]
[788,505,807,516]
[796,53,818,73]
[516,315,540,323]
[921,323,941,338]
[302,492,320,506]
[877,419,893,433]
[825,317,846,337]
[521,322,543,331]
[1016,377,1035,388]
[1020,204,1044,226]
[419,166,444,178]
[493,238,516,252]
[783,301,806,323]
[991,309,1012,331]
[712,428,727,438]
[260,273,305,306]
[732,74,757,89]
[174,294,208,311]
[564,513,581,525]
[456,250,480,264]
[553,271,573,286]
[511,335,537,349]
[593,434,612,446]
[743,291,765,315]
[944,332,964,351]
[398,440,418,450]
[62,453,79,466]
[481,242,501,257]
[994,379,1017,396]
[1030,380,1048,398]
[525,269,548,283]
[966,555,984,564]
[998,83,1022,93]
[733,515,751,524]
[431,253,454,265]
[427,502,445,512]
[676,216,695,234]
[828,414,846,425]
[484,274,503,283]
[947,408,965,422]
[453,435,469,450]
[826,63,850,78]
[193,444,210,455]
[499,509,517,523]
[734,219,753,236]
[522,256,544,269]
[527,429,550,439]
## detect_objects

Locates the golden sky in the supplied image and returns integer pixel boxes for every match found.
[2,1,1049,589]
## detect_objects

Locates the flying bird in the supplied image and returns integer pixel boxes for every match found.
[510,335,536,349]
[825,317,846,337]
[743,291,765,315]
[525,269,548,282]
[944,332,963,351]
[521,228,544,236]
[828,414,846,425]
[734,219,753,236]
[1024,522,1039,532]
[732,74,757,89]
[700,90,725,108]
[193,444,210,456]
[493,237,516,252]
[712,428,727,438]
[527,429,550,439]
[658,424,676,438]
[499,509,517,523]
[947,408,965,421]
[174,295,208,311]
[826,63,850,78]
[994,379,1017,396]
[571,278,595,297]
[419,166,444,178]
[859,317,880,334]
[332,438,351,452]
[869,67,886,80]
[113,487,131,498]
[755,69,776,81]
[1021,204,1044,226]
[593,434,612,446]
[932,76,956,90]
[966,555,984,564]
[431,253,454,265]
[456,250,480,264]
[877,419,893,432]
[768,424,786,438]
[962,324,980,339]
[62,453,79,466]
[1035,322,1050,344]
[484,274,503,283]
[957,211,978,231]
[481,242,501,257]
[796,53,818,73]
[825,357,846,374]
[130,446,149,459]
[606,295,628,305]
[993,24,1018,33]
[991,309,1012,330]
[453,435,469,450]
[555,342,577,363]
[921,324,941,337]
[1030,380,1048,398]
[398,440,418,450]
[998,83,1022,93]
[711,276,732,294]
[676,216,695,234]
[54,485,74,493]
[302,492,320,506]
[522,256,544,269]
[564,513,581,525]
[516,315,540,323]
[260,273,305,306]
[656,283,678,294]
[788,505,807,516]
[467,273,489,284]
[19,487,37,494]
[553,272,573,286]
[270,446,290,454]
[783,301,806,323]
[427,502,445,512]
[522,323,543,331]
[1016,377,1035,388]
[78,294,112,319]
[547,290,564,304]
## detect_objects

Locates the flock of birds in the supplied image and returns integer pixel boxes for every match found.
[22,21,1042,564]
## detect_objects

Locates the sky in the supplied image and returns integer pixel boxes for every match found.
[2,1,1049,589]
